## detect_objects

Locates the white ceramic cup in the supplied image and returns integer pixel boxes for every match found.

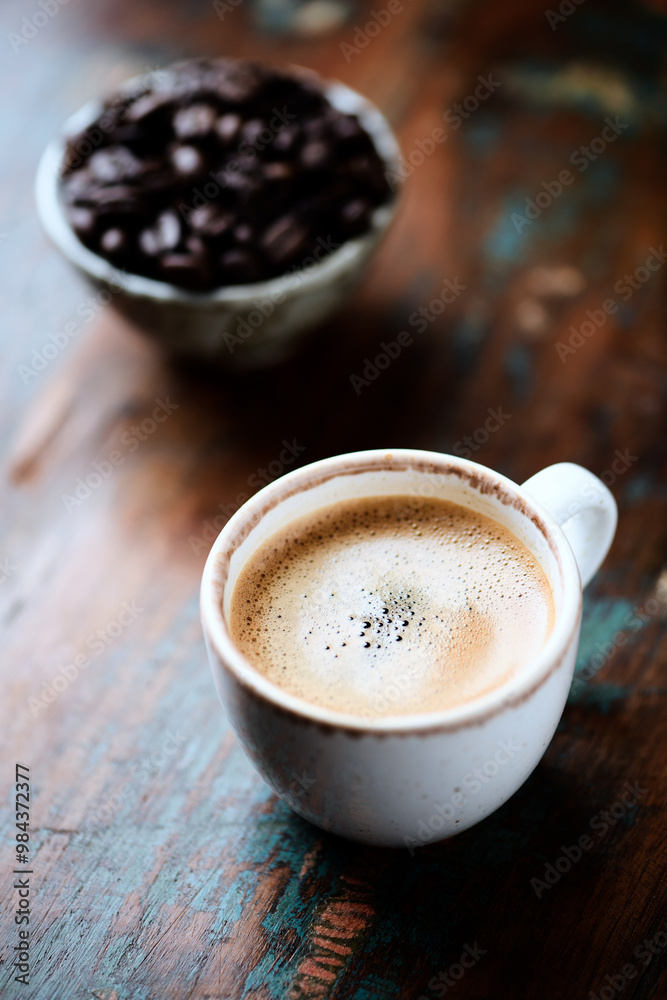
[200,449,617,847]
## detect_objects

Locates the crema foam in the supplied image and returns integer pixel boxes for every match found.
[229,496,555,717]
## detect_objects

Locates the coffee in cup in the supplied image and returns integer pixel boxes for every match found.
[229,495,555,717]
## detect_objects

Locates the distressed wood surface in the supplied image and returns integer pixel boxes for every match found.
[1,0,666,998]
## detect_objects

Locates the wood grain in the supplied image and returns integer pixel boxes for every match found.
[1,0,666,997]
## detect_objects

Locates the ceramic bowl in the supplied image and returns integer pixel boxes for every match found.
[35,66,401,368]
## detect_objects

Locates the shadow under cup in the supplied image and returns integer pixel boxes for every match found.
[201,450,583,846]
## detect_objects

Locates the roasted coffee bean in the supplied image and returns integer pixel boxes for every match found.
[185,234,206,256]
[126,91,174,122]
[263,162,293,182]
[100,227,128,254]
[139,229,160,256]
[351,155,389,194]
[272,125,299,155]
[214,65,260,104]
[215,113,241,144]
[61,168,97,202]
[67,205,96,237]
[173,103,217,138]
[234,223,254,244]
[303,117,328,139]
[86,184,141,212]
[300,140,329,169]
[219,248,260,283]
[158,251,210,289]
[87,145,142,183]
[260,214,308,264]
[339,197,372,235]
[216,78,257,103]
[139,210,180,255]
[170,144,206,175]
[346,155,374,178]
[63,135,97,175]
[189,204,234,238]
[240,119,265,148]
[331,114,365,143]
[219,169,256,197]
[111,124,144,145]
[140,166,177,197]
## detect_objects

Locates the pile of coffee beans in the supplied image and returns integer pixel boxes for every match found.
[60,58,393,291]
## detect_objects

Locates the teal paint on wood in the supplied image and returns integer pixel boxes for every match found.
[350,978,401,1000]
[571,595,635,672]
[482,194,530,264]
[503,343,533,403]
[573,682,632,714]
[462,114,503,157]
[623,473,667,504]
[483,157,623,268]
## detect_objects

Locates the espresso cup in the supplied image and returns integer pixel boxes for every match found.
[200,449,617,847]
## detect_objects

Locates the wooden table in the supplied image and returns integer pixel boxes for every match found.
[1,0,666,997]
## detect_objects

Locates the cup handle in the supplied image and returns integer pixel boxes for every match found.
[521,463,618,588]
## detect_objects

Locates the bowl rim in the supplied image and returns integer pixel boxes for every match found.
[35,64,402,307]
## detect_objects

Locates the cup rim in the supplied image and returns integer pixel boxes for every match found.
[34,65,401,307]
[200,449,583,734]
